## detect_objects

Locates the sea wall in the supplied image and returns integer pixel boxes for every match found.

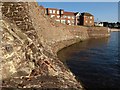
[87,27,110,38]
[50,26,88,54]
[50,26,110,54]
[28,3,91,56]
[36,7,110,55]
[1,2,83,89]
[0,1,110,89]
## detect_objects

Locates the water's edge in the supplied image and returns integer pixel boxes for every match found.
[57,32,119,89]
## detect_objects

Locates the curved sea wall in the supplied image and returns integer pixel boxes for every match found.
[27,2,110,54]
[50,26,110,54]
[28,3,89,54]
[0,1,110,89]
[87,26,110,38]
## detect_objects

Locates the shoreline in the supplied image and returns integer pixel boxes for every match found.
[57,32,119,89]
[51,28,111,55]
[110,28,120,32]
[51,38,84,55]
[1,2,111,89]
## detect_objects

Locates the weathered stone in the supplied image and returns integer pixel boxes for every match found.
[0,1,110,90]
[4,44,13,53]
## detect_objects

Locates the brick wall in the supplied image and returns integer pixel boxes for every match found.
[83,16,94,26]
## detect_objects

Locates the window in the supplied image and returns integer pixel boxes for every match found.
[61,11,63,14]
[90,16,92,19]
[68,20,70,23]
[53,10,55,14]
[68,16,71,19]
[64,16,66,18]
[72,16,74,19]
[57,16,60,18]
[51,15,55,18]
[90,21,92,23]
[57,11,59,14]
[56,20,60,22]
[86,20,88,23]
[61,20,65,24]
[77,16,79,19]
[49,10,52,13]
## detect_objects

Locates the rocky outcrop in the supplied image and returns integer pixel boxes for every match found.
[0,1,110,89]
[0,2,83,89]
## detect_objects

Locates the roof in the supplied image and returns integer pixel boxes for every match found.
[64,11,75,16]
[81,12,93,16]
[74,12,80,16]
[60,9,64,11]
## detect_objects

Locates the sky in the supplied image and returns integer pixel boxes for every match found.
[38,2,118,23]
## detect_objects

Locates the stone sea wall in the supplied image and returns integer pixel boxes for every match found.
[0,1,110,89]
[28,3,90,56]
[50,26,110,54]
[87,26,110,38]
[1,2,83,89]
[37,5,110,54]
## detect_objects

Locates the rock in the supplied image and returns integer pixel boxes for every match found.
[1,1,109,90]
[4,44,13,53]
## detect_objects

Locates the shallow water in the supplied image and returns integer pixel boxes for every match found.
[58,32,120,89]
